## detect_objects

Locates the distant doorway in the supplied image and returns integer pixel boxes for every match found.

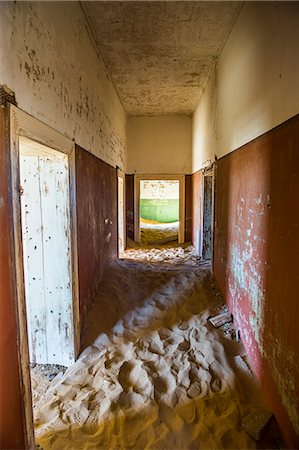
[202,169,214,260]
[134,174,185,244]
[140,179,179,245]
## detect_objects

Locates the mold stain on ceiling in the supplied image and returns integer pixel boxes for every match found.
[82,1,242,115]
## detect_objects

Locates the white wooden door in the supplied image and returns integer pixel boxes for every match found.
[20,147,75,366]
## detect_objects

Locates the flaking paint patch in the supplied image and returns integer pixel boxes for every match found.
[228,241,265,349]
[1,2,126,170]
[264,321,299,435]
[226,193,299,436]
[265,321,299,434]
[227,195,268,357]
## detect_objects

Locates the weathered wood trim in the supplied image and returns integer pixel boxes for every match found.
[9,105,80,445]
[69,149,80,358]
[200,165,215,262]
[134,174,185,244]
[9,106,35,450]
[117,169,126,255]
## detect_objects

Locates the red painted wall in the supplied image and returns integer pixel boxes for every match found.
[0,108,26,448]
[75,146,117,334]
[191,170,202,254]
[214,115,299,448]
[185,175,192,242]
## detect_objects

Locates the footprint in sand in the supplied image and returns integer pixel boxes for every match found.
[118,359,149,393]
[157,327,173,340]
[153,370,176,398]
[178,338,191,351]
[162,337,180,354]
[209,360,224,393]
[187,382,202,399]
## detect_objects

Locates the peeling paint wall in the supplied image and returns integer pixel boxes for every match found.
[0,1,126,170]
[214,115,299,448]
[192,2,299,172]
[193,3,299,446]
[127,115,192,174]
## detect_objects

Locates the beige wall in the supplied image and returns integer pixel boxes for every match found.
[192,67,217,173]
[0,2,126,170]
[127,115,192,174]
[141,180,179,200]
[192,2,299,171]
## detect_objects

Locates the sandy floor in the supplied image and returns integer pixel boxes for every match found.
[140,221,178,244]
[32,245,272,450]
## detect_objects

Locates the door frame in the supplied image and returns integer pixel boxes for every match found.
[117,169,126,255]
[134,174,185,244]
[200,165,215,261]
[9,105,80,446]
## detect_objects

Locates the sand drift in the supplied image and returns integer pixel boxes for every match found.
[32,245,268,449]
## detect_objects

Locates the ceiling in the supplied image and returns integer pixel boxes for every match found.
[82,1,242,116]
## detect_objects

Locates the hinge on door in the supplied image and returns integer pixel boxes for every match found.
[19,186,24,195]
[0,85,17,108]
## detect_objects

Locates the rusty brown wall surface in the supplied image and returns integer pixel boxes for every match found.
[0,108,26,448]
[75,146,117,333]
[185,175,192,242]
[214,114,299,448]
[191,171,202,254]
[125,174,134,242]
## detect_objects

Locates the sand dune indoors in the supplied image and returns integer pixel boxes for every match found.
[32,246,270,449]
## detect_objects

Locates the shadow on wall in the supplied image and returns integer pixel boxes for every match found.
[213,115,299,448]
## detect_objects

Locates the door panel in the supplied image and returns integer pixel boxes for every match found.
[202,175,213,260]
[20,151,75,366]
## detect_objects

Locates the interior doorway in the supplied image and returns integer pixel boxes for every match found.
[19,136,76,366]
[134,174,185,244]
[10,105,79,447]
[117,170,125,255]
[202,169,214,260]
[140,179,179,245]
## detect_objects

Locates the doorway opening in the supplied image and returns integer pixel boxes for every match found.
[10,105,80,447]
[202,170,214,260]
[140,179,179,245]
[18,135,78,444]
[134,174,185,245]
[117,170,125,255]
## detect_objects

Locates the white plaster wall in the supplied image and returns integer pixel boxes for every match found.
[127,115,192,174]
[192,67,218,173]
[217,2,299,157]
[0,2,126,170]
[192,2,299,170]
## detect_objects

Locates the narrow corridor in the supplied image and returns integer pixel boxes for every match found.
[31,246,278,449]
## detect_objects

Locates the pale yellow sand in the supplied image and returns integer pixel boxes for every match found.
[32,245,268,450]
[140,221,179,244]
